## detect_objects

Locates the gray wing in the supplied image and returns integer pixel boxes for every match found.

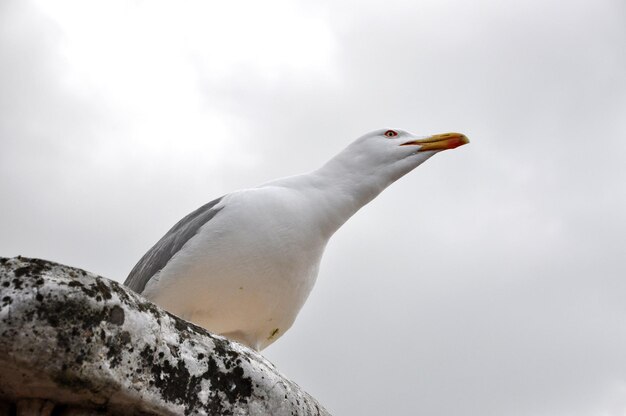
[124,196,224,293]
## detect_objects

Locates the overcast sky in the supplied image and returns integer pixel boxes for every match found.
[1,0,626,414]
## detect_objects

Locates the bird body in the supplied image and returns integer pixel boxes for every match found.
[141,187,327,350]
[125,129,468,350]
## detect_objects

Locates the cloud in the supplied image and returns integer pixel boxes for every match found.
[1,0,625,415]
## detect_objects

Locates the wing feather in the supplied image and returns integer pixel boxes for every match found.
[124,196,224,293]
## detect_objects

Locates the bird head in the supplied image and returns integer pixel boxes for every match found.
[343,129,469,180]
[353,128,469,162]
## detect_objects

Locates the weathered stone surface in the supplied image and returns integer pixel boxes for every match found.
[0,257,330,416]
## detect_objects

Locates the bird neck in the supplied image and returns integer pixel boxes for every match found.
[306,145,416,238]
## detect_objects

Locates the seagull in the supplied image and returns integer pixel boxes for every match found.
[125,129,468,350]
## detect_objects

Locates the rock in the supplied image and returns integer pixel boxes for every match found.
[0,257,330,416]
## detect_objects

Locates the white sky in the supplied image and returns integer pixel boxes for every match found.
[1,0,626,414]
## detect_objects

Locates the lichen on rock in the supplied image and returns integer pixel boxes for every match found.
[0,256,330,416]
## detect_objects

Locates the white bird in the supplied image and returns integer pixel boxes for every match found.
[125,129,468,350]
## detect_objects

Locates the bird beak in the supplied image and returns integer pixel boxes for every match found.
[401,132,469,152]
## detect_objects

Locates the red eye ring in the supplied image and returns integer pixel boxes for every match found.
[384,130,398,138]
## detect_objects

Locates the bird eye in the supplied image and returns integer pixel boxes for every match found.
[384,130,398,138]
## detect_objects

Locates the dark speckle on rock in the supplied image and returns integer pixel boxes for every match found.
[12,258,51,279]
[119,331,131,344]
[107,305,125,326]
[13,267,31,278]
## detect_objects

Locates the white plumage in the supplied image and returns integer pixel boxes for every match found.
[125,129,468,350]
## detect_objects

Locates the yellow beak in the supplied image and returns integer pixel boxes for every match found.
[401,132,469,152]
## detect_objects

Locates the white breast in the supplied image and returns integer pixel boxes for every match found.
[142,187,328,350]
